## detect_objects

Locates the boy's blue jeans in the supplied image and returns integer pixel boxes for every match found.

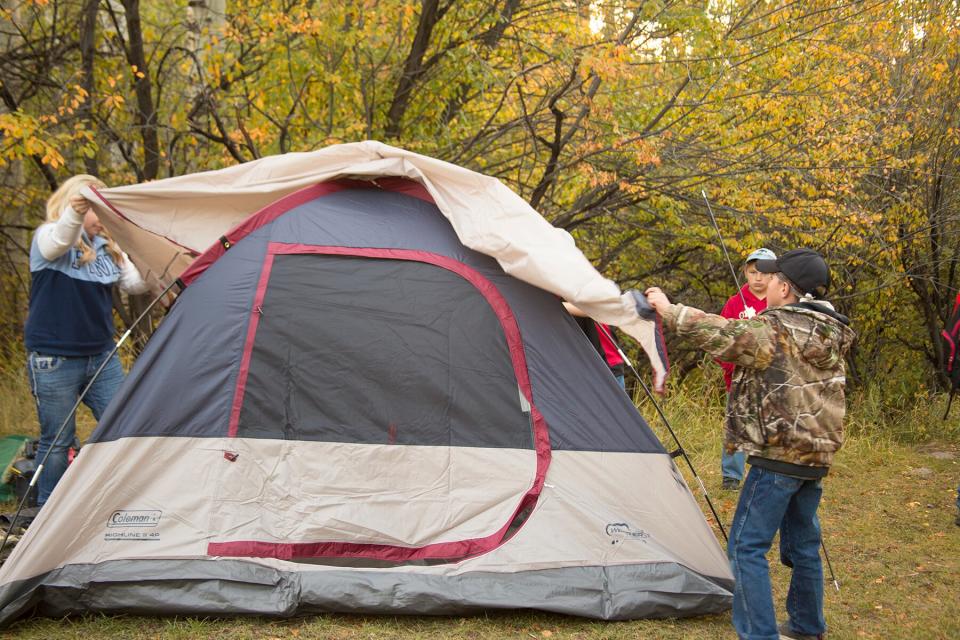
[27,350,124,506]
[728,466,826,640]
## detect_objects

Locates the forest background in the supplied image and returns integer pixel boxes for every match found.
[1,0,959,417]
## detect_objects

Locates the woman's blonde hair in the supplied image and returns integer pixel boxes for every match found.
[45,174,124,266]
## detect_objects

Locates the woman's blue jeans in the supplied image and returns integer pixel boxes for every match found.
[728,466,826,640]
[27,350,124,506]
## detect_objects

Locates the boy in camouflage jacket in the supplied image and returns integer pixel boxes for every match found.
[646,248,855,640]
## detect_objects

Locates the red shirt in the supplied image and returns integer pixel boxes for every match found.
[717,284,767,391]
[596,323,624,368]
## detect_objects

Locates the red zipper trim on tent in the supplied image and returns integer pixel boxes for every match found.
[212,242,551,563]
[225,252,277,438]
[179,178,434,286]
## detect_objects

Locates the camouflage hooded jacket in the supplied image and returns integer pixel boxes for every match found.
[661,301,856,470]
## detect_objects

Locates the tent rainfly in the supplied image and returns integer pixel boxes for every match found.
[0,141,732,623]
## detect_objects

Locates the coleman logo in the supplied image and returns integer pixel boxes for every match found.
[107,510,162,528]
[605,522,650,542]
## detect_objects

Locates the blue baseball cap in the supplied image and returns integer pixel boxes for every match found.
[745,248,777,264]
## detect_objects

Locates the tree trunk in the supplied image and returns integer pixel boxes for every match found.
[120,0,160,181]
[80,0,100,176]
[385,0,442,140]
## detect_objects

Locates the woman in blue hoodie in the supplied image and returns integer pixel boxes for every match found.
[25,175,148,507]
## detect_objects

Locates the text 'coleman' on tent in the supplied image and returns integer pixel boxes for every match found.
[0,141,732,624]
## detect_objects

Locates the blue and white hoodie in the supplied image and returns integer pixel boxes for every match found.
[25,206,147,356]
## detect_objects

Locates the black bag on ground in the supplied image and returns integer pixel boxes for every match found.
[9,457,37,509]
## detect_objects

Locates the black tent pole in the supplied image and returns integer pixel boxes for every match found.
[703,190,749,313]
[0,279,180,559]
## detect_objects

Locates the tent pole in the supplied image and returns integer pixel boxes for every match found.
[820,531,841,592]
[596,324,728,543]
[703,190,749,312]
[0,279,181,560]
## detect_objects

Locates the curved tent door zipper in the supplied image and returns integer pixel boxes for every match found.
[208,243,551,565]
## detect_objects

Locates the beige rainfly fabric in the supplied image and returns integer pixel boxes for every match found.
[83,140,668,391]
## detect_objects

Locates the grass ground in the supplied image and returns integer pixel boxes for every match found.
[0,369,957,639]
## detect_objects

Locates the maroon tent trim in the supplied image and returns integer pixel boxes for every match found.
[211,242,551,563]
[179,178,434,287]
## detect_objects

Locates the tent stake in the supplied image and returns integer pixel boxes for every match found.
[820,527,841,592]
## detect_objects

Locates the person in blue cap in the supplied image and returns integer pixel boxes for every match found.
[716,248,777,490]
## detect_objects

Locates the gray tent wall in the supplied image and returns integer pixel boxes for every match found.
[0,180,732,624]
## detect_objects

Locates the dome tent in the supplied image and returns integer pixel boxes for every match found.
[0,142,731,623]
